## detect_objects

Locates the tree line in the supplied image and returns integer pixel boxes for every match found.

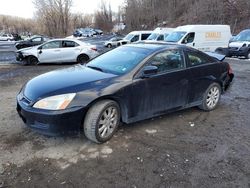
[1,0,250,37]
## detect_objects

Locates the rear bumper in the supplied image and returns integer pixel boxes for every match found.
[223,73,234,91]
[16,96,87,136]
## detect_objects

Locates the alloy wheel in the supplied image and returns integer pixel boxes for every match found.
[98,106,118,139]
[206,86,220,109]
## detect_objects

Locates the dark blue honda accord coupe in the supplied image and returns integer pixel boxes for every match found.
[17,42,234,143]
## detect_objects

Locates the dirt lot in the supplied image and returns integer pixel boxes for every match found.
[0,59,249,188]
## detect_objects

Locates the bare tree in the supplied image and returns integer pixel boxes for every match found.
[33,0,72,37]
[94,0,113,32]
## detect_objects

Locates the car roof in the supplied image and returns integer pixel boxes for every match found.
[125,41,189,52]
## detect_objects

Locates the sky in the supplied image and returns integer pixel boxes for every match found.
[0,0,124,19]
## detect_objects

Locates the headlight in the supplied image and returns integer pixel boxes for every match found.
[33,93,76,110]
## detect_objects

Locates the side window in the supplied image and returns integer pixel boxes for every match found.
[62,41,79,48]
[32,37,42,42]
[157,34,164,41]
[131,35,139,42]
[186,51,209,66]
[141,33,151,40]
[149,49,184,74]
[44,37,50,42]
[41,41,61,49]
[182,32,195,44]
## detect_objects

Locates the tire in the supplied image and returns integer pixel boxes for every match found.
[245,51,250,59]
[77,54,89,64]
[84,100,120,143]
[107,44,112,48]
[199,83,221,111]
[27,56,38,65]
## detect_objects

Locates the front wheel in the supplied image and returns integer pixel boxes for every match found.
[84,100,120,143]
[245,51,250,59]
[107,44,112,48]
[27,56,38,65]
[199,83,221,111]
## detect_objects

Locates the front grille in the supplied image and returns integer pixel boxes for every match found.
[229,47,239,51]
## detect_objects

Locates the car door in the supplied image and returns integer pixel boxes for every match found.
[60,40,81,62]
[128,49,189,121]
[184,49,221,105]
[37,40,62,63]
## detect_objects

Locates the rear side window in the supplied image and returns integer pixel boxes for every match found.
[186,51,214,66]
[62,41,79,48]
[141,33,151,40]
[32,37,42,42]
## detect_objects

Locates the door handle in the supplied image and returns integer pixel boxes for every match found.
[54,49,61,52]
[193,43,195,46]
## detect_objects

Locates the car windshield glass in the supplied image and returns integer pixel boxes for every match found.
[234,30,250,42]
[124,34,134,41]
[147,33,159,40]
[165,31,186,42]
[86,46,151,75]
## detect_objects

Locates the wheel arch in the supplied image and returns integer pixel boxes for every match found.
[80,95,127,129]
[77,53,90,62]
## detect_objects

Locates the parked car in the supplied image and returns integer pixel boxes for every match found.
[16,38,99,65]
[0,34,14,41]
[73,28,103,37]
[228,29,250,59]
[117,31,152,46]
[15,35,51,49]
[165,25,232,52]
[16,42,234,143]
[104,36,124,48]
[146,27,174,41]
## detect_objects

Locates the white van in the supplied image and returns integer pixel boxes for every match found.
[147,27,174,41]
[165,25,232,52]
[117,31,152,46]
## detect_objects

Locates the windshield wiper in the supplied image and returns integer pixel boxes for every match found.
[87,65,104,72]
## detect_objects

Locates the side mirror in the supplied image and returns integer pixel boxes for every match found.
[141,65,158,78]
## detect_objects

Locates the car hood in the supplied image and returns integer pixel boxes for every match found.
[23,65,117,102]
[229,41,250,48]
[18,46,36,52]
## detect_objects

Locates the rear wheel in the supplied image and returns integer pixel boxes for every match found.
[107,43,112,48]
[84,100,120,143]
[27,56,38,65]
[199,83,221,111]
[77,54,89,64]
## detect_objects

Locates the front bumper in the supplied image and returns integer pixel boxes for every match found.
[16,94,87,136]
[16,52,24,61]
[228,47,249,57]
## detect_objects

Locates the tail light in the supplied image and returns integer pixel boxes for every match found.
[228,64,233,74]
[91,47,97,51]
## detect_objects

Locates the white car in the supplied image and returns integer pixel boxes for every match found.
[117,31,153,46]
[16,39,99,65]
[0,34,14,41]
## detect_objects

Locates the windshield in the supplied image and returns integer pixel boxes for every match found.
[147,33,159,40]
[86,46,151,75]
[165,31,186,42]
[234,30,250,42]
[124,34,134,41]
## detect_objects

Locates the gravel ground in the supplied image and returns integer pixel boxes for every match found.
[0,58,249,188]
